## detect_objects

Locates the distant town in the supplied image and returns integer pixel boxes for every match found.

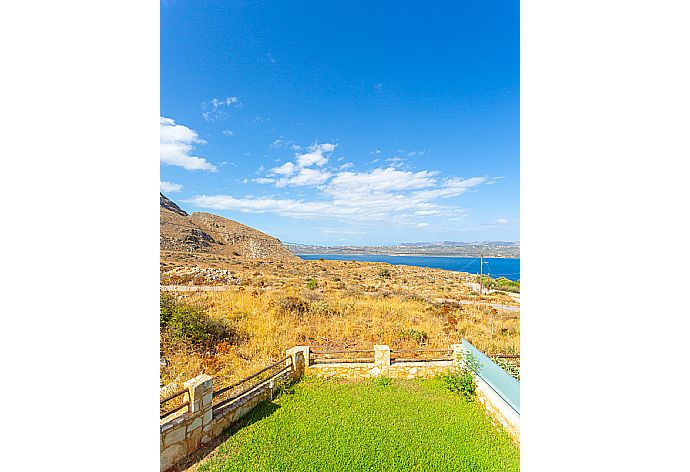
[285,241,520,258]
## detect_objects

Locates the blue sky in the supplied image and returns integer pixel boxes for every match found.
[160,0,519,245]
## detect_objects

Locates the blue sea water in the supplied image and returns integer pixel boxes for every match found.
[297,254,520,281]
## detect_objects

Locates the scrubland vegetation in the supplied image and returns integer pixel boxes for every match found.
[194,378,519,472]
[160,251,519,392]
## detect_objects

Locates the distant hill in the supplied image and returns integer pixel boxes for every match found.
[398,241,519,248]
[160,193,297,260]
[285,241,520,258]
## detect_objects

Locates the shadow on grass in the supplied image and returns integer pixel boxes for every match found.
[173,400,282,472]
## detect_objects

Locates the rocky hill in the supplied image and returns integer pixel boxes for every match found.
[160,193,297,260]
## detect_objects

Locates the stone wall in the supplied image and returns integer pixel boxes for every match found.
[475,376,520,444]
[160,374,214,471]
[306,344,462,380]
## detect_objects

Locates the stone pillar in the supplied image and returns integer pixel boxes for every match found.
[286,345,309,379]
[183,374,214,445]
[374,345,391,368]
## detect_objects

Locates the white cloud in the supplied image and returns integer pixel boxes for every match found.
[222,130,235,136]
[416,222,429,228]
[160,116,216,172]
[271,162,297,176]
[201,96,240,121]
[406,150,426,158]
[254,177,275,184]
[411,177,486,199]
[270,139,284,148]
[327,167,436,194]
[160,181,183,193]
[496,218,509,224]
[276,168,332,188]
[339,162,354,170]
[295,143,336,167]
[386,156,406,168]
[290,144,301,151]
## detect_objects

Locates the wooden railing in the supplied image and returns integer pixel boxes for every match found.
[160,388,189,420]
[212,356,293,413]
[390,348,454,362]
[309,349,374,364]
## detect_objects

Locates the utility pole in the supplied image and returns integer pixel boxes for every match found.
[479,253,483,298]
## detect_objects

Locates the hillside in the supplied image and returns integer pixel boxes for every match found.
[160,193,297,261]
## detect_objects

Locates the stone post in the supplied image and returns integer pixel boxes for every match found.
[374,344,391,368]
[183,373,214,445]
[286,345,309,379]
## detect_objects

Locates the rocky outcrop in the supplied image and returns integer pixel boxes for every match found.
[160,193,297,260]
[160,193,188,216]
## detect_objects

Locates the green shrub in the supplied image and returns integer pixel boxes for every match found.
[378,268,391,279]
[160,293,236,351]
[306,278,318,290]
[442,352,481,401]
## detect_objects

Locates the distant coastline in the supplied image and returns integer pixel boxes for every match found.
[286,241,520,259]
[297,254,521,281]
[294,252,519,259]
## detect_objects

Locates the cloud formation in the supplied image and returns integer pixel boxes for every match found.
[160,181,183,193]
[185,165,484,223]
[296,143,336,167]
[201,96,240,121]
[160,117,216,172]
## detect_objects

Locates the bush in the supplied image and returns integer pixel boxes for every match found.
[378,268,391,279]
[306,278,318,290]
[309,300,336,317]
[398,328,428,345]
[442,351,481,401]
[277,296,310,317]
[160,293,236,351]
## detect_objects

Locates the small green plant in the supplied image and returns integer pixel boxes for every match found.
[442,351,482,401]
[399,328,428,344]
[306,278,318,290]
[375,377,391,386]
[378,268,391,279]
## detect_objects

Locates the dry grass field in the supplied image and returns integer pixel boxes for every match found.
[160,251,519,392]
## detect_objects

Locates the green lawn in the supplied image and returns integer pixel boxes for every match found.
[197,377,519,472]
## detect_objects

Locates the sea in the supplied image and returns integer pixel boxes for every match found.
[297,255,520,281]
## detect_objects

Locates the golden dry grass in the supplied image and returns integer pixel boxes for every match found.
[160,252,519,391]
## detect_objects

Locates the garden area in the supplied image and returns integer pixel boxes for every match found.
[193,377,519,472]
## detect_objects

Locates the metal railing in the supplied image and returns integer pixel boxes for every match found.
[309,349,374,364]
[212,356,293,413]
[160,388,189,420]
[390,348,454,362]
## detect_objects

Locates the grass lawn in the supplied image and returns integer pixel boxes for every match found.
[196,377,519,472]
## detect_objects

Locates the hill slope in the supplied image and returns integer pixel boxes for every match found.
[160,193,296,260]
